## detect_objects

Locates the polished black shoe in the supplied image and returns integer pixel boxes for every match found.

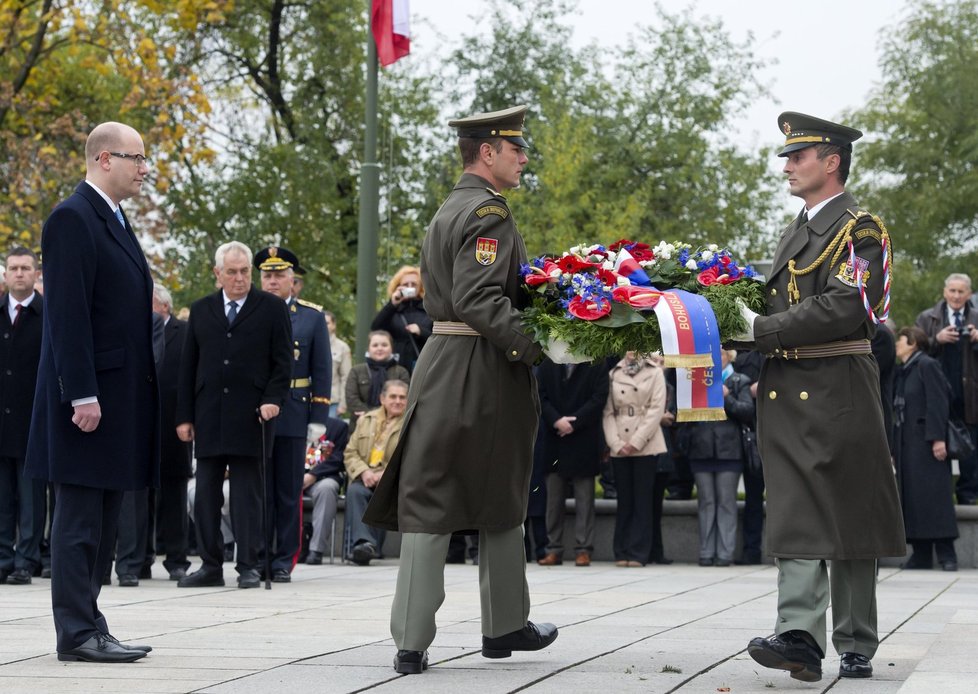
[237,569,260,589]
[715,559,732,567]
[839,652,873,678]
[41,566,52,579]
[393,649,429,674]
[941,560,958,572]
[177,568,225,588]
[482,621,559,658]
[306,551,323,565]
[649,556,673,565]
[168,568,187,581]
[118,574,139,587]
[271,569,291,583]
[102,633,153,653]
[735,553,762,565]
[7,568,31,585]
[351,542,377,566]
[698,557,714,567]
[901,554,933,570]
[57,634,146,663]
[747,631,822,682]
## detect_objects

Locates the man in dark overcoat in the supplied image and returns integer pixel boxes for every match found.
[364,105,558,675]
[738,113,906,682]
[151,284,193,580]
[536,359,609,567]
[175,241,292,589]
[0,247,45,585]
[914,273,978,505]
[256,246,331,581]
[26,122,159,662]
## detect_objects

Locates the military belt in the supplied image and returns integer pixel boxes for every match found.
[432,321,480,337]
[291,377,311,388]
[766,339,872,360]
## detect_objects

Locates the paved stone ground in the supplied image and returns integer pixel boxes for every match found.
[1,559,975,693]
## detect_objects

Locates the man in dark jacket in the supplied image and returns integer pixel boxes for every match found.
[0,247,44,585]
[26,122,159,662]
[175,241,292,589]
[535,359,609,567]
[738,113,905,682]
[364,105,557,675]
[914,273,978,505]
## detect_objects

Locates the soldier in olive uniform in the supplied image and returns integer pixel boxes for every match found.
[363,105,558,674]
[256,246,331,582]
[738,113,905,682]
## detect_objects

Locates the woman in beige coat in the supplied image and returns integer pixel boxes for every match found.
[603,353,667,566]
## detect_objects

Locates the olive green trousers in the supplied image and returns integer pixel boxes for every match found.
[775,558,879,658]
[390,526,530,651]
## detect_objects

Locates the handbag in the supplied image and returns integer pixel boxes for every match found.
[946,420,975,460]
[740,425,763,476]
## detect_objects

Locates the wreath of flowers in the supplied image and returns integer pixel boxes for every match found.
[520,239,766,359]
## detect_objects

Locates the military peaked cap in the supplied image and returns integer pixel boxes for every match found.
[254,245,304,273]
[777,111,863,156]
[448,105,528,148]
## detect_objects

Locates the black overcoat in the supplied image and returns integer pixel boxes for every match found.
[537,360,609,479]
[0,294,42,459]
[26,182,159,490]
[894,351,958,541]
[159,317,192,477]
[175,288,292,459]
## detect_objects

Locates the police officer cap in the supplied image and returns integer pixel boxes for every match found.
[254,246,303,273]
[448,105,528,148]
[777,111,863,157]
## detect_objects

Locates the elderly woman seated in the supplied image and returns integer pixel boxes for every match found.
[343,379,409,565]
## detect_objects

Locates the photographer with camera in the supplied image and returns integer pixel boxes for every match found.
[915,273,978,505]
[371,266,432,374]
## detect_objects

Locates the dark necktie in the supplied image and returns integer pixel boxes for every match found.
[800,209,809,225]
[954,311,963,328]
[227,301,238,324]
[12,303,22,328]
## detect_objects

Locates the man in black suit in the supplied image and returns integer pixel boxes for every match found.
[176,241,292,589]
[26,122,159,663]
[0,247,45,585]
[151,284,193,580]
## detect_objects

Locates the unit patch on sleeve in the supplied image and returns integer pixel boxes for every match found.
[835,255,871,288]
[475,205,509,219]
[475,237,498,266]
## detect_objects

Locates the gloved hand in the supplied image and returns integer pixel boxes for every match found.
[544,338,592,365]
[732,299,759,342]
[306,422,326,447]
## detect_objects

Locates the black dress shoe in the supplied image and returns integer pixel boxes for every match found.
[941,560,958,572]
[118,574,139,587]
[839,651,873,678]
[698,557,714,567]
[139,565,153,580]
[271,569,291,583]
[393,649,429,674]
[747,631,822,682]
[735,553,762,565]
[7,568,31,585]
[649,556,673,565]
[237,569,260,589]
[103,633,153,653]
[57,634,146,663]
[177,568,225,588]
[306,551,323,565]
[168,568,187,581]
[41,566,52,579]
[351,542,377,566]
[900,555,933,570]
[482,621,559,658]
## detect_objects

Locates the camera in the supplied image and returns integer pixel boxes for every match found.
[400,286,417,299]
[958,325,972,337]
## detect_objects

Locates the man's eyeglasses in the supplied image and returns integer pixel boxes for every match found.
[106,152,150,166]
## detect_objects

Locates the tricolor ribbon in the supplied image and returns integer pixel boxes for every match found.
[652,289,726,421]
[849,237,890,325]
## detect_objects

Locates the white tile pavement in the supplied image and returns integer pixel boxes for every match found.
[0,560,975,693]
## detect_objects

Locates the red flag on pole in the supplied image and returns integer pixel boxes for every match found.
[371,0,410,66]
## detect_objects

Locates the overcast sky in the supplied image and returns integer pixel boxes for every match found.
[408,0,910,151]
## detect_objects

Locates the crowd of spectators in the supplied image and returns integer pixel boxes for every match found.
[1,253,973,587]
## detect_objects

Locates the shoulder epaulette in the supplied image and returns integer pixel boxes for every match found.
[485,187,507,201]
[297,298,324,312]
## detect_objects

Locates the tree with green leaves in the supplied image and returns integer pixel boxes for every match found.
[852,0,978,325]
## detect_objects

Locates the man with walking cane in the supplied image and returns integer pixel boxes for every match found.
[175,241,293,589]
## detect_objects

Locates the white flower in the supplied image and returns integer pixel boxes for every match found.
[602,260,614,270]
[548,268,561,278]
[606,250,618,262]
[685,259,699,271]
[569,245,582,255]
[617,276,631,287]
[708,243,719,252]
[701,250,714,261]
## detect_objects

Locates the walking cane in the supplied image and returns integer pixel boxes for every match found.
[257,409,272,590]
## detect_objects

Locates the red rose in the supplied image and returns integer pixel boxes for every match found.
[696,266,735,286]
[567,295,611,320]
